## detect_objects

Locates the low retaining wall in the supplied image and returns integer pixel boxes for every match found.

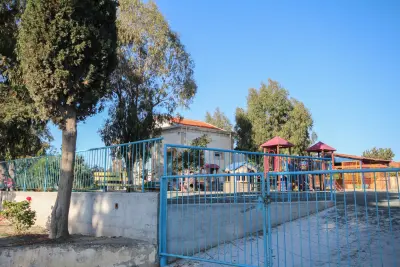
[0,191,159,245]
[0,237,157,267]
[166,201,334,256]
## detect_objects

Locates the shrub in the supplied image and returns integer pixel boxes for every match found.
[1,198,36,233]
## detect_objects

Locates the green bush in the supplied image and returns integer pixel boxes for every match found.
[1,199,36,233]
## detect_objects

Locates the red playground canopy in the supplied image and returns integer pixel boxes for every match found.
[261,136,294,149]
[306,142,336,152]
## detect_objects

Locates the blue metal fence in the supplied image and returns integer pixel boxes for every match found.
[266,168,400,267]
[159,144,400,267]
[0,137,163,192]
[159,172,271,267]
[164,144,331,194]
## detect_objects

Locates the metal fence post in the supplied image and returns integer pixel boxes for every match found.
[329,161,334,201]
[142,142,146,192]
[44,156,48,192]
[160,144,168,266]
[23,159,27,191]
[103,148,107,192]
[159,176,168,267]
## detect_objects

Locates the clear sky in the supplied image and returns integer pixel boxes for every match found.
[49,0,400,160]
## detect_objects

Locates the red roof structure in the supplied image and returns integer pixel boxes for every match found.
[306,142,336,153]
[171,118,224,131]
[260,136,294,149]
[260,137,293,172]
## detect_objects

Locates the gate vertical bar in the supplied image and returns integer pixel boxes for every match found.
[103,148,107,192]
[44,156,48,192]
[142,142,145,192]
[23,158,27,191]
[265,172,273,267]
[329,161,333,201]
[160,144,168,267]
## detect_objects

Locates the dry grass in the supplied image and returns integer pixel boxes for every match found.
[0,217,48,246]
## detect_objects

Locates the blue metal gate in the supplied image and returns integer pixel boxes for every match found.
[159,172,272,266]
[159,144,400,267]
[159,144,273,266]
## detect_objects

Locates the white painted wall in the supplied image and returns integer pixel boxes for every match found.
[0,191,159,245]
[160,126,233,174]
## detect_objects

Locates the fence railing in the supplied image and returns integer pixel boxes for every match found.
[0,137,163,192]
[160,168,400,266]
[266,168,400,267]
[164,144,332,192]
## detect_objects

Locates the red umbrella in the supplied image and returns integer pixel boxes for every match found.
[204,164,220,169]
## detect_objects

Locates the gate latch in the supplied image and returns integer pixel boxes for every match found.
[257,195,271,209]
[263,195,271,205]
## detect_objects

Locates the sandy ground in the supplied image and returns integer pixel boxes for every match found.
[168,198,400,267]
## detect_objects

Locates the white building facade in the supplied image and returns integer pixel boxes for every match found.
[160,118,234,174]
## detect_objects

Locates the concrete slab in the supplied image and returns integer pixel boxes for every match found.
[0,236,157,267]
[168,203,400,267]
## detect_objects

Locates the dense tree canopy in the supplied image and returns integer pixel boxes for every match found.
[234,79,315,155]
[205,107,233,132]
[0,0,51,162]
[100,0,197,146]
[234,107,254,151]
[18,0,117,239]
[362,147,395,161]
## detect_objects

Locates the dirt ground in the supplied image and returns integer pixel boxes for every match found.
[0,217,49,247]
[0,218,140,249]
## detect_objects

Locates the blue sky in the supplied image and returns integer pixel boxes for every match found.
[49,0,400,160]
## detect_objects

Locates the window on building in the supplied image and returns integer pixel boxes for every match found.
[214,152,224,160]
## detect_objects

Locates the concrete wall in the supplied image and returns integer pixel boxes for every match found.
[0,191,159,245]
[0,238,157,267]
[166,201,334,256]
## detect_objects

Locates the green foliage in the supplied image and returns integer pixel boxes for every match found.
[234,79,315,155]
[0,0,25,83]
[279,100,314,155]
[1,200,36,233]
[0,155,94,191]
[362,147,395,161]
[0,0,51,162]
[100,0,197,145]
[172,134,211,173]
[18,0,117,126]
[24,155,94,190]
[205,108,233,132]
[234,107,255,151]
[191,134,212,148]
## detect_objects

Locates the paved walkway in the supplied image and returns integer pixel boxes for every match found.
[168,201,400,267]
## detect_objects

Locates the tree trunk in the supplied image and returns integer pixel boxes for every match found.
[49,111,77,239]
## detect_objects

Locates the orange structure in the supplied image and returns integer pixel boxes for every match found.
[333,153,392,190]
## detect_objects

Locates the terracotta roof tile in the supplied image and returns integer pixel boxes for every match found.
[171,118,225,131]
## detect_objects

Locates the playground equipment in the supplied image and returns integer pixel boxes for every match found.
[306,141,336,191]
